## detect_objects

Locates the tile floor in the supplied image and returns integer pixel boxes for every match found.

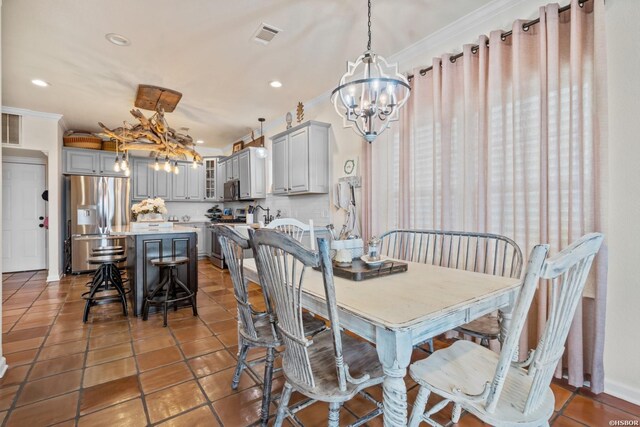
[1,262,639,426]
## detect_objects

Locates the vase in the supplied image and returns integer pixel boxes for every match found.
[138,213,164,222]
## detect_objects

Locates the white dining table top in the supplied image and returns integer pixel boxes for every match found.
[242,258,521,330]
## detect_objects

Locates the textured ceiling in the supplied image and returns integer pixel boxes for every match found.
[2,0,492,147]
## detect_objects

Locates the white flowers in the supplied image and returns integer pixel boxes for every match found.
[131,198,167,220]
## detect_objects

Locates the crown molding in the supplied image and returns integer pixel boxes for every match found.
[387,0,532,67]
[2,106,63,121]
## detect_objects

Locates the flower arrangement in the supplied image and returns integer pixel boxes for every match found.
[131,198,168,221]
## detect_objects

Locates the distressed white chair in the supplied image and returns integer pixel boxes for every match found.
[250,228,384,427]
[266,217,316,250]
[379,229,523,347]
[214,225,325,426]
[408,233,604,427]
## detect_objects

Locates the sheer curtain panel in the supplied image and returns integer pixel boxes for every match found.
[362,0,608,392]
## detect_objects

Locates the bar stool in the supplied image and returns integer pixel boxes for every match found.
[142,256,197,327]
[83,254,129,322]
[86,246,126,289]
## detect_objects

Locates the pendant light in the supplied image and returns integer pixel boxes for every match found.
[173,160,180,175]
[164,156,172,172]
[256,118,268,159]
[331,0,410,143]
[113,138,121,172]
[154,156,160,171]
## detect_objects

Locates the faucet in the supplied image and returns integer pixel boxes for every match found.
[254,205,273,225]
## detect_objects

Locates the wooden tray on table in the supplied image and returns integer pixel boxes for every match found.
[315,259,408,281]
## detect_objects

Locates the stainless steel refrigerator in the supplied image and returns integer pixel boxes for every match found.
[65,175,130,273]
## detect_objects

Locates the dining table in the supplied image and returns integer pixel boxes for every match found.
[242,258,522,427]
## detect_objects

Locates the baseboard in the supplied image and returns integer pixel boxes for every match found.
[46,272,62,282]
[0,357,8,379]
[605,377,640,406]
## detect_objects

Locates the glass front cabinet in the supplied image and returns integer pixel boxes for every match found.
[204,157,218,200]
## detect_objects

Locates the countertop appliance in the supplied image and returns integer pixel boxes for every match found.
[65,175,130,273]
[223,179,240,201]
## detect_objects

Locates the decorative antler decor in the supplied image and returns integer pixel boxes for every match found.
[97,109,203,163]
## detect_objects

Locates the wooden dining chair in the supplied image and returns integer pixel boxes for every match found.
[214,225,325,426]
[250,228,384,427]
[266,217,316,250]
[379,229,523,348]
[408,233,604,427]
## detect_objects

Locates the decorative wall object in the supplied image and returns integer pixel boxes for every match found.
[286,112,293,129]
[296,102,304,123]
[232,141,244,153]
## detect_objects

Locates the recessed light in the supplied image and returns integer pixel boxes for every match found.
[105,33,131,46]
[196,140,204,144]
[269,80,283,88]
[31,79,49,87]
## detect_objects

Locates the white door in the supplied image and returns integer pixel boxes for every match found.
[2,161,47,272]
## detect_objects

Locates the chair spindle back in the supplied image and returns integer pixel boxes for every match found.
[215,225,263,341]
[250,228,347,391]
[483,233,603,415]
[266,218,316,250]
[379,229,523,278]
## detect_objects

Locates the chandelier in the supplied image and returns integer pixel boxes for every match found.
[331,0,410,143]
[98,109,202,175]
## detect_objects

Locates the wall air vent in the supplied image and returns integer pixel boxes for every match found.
[2,113,21,146]
[252,23,282,45]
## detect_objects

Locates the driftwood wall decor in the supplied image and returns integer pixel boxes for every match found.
[98,109,202,162]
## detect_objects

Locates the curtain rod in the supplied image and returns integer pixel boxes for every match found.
[407,0,589,80]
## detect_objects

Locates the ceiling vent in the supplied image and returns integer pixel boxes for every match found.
[2,113,21,146]
[252,23,282,45]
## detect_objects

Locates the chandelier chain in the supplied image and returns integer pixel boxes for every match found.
[367,0,372,51]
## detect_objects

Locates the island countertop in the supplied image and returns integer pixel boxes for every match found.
[109,225,197,236]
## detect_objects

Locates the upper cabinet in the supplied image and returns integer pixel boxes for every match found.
[171,162,204,201]
[204,158,220,200]
[217,147,266,200]
[215,159,226,201]
[270,121,330,195]
[63,148,127,177]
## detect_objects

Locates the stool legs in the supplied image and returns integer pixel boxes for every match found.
[143,265,197,327]
[83,262,128,323]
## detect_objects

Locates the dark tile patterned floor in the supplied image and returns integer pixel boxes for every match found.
[1,263,639,426]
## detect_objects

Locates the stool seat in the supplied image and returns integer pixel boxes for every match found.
[92,249,124,256]
[94,245,123,251]
[88,255,127,264]
[150,256,189,267]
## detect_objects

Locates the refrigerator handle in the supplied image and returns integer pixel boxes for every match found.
[103,177,110,233]
[98,177,106,234]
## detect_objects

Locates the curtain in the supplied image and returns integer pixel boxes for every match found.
[363,0,608,392]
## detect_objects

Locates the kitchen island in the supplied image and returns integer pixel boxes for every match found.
[110,225,198,317]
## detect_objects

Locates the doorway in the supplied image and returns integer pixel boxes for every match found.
[2,159,47,272]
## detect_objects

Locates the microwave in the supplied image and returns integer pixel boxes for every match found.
[224,179,240,201]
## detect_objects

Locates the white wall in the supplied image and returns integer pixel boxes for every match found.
[602,0,640,405]
[1,108,63,282]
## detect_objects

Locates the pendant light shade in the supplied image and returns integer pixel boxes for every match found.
[331,0,410,143]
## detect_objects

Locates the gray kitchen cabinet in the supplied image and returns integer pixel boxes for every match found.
[64,148,99,175]
[153,167,172,199]
[132,157,153,200]
[226,158,235,181]
[203,157,220,200]
[216,160,226,201]
[98,152,127,177]
[238,150,251,198]
[187,165,204,200]
[171,163,189,200]
[272,135,288,194]
[232,156,239,180]
[270,121,330,195]
[171,162,204,201]
[288,127,309,193]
